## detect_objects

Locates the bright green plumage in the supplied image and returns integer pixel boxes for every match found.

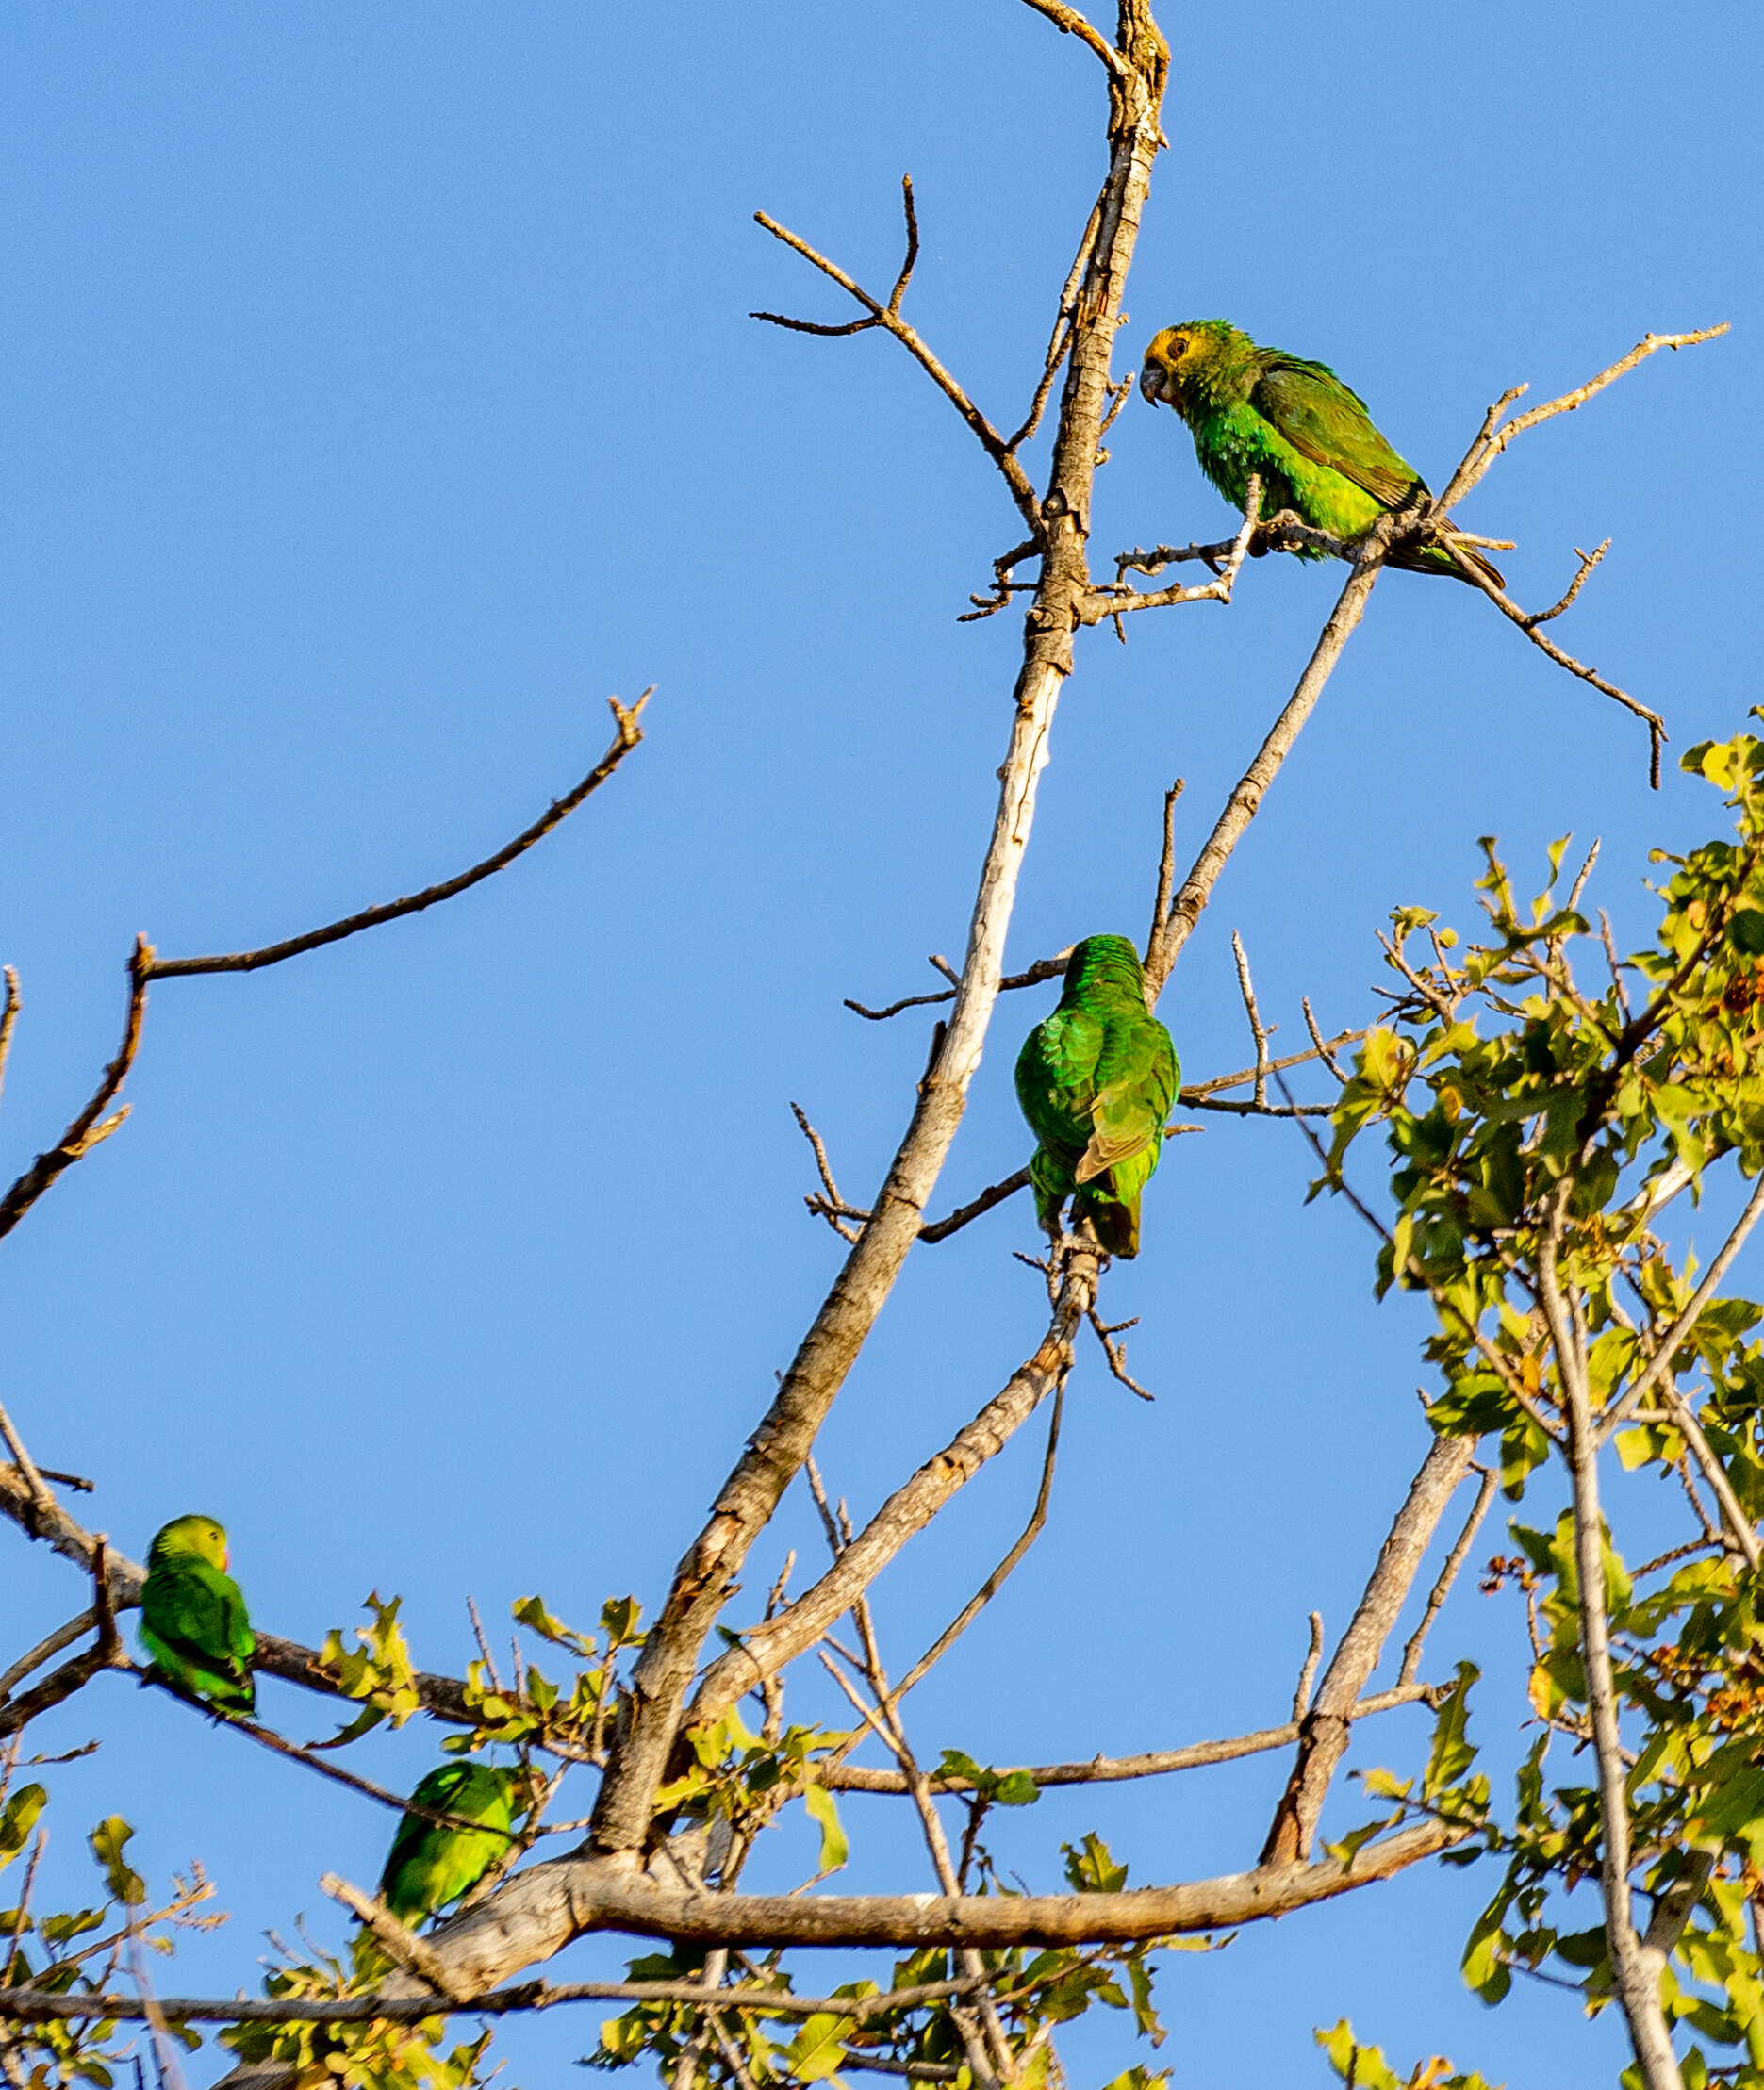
[377,1764,517,1927]
[1014,936,1179,1259]
[138,1514,256,1716]
[1139,319,1502,585]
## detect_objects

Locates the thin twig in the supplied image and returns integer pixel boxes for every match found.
[845,953,1069,1023]
[1302,998,1348,1082]
[1436,325,1730,512]
[0,1609,96,1704]
[1531,541,1611,627]
[148,696,649,979]
[1292,1613,1324,1721]
[1016,0,1126,76]
[0,1401,54,1524]
[321,1875,478,2006]
[1443,539,1666,788]
[1399,1464,1497,1686]
[752,203,1041,533]
[1086,1309,1152,1399]
[1146,781,1183,971]
[466,1597,503,1694]
[0,1975,987,2029]
[0,937,151,1244]
[1083,479,1261,620]
[1598,1172,1764,1463]
[919,1167,1031,1243]
[0,970,19,1116]
[1230,931,1274,1107]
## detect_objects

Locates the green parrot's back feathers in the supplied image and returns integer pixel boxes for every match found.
[1014,936,1179,1259]
[377,1763,516,1927]
[1139,320,1503,587]
[139,1514,256,1716]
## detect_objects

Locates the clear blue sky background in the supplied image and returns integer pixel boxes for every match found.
[2,5,1757,2084]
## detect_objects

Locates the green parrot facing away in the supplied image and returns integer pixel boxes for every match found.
[1014,935,1179,1259]
[377,1763,517,1928]
[1139,320,1503,586]
[138,1514,256,1716]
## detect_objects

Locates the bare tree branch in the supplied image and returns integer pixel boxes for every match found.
[0,936,150,1244]
[1261,1432,1477,1868]
[1399,1463,1497,1687]
[0,1974,987,2028]
[819,1681,1437,1795]
[146,694,649,979]
[588,8,1173,1861]
[689,1248,1101,1726]
[1435,325,1729,513]
[360,1818,1469,2003]
[1145,515,1406,1002]
[845,955,1069,1024]
[1443,539,1666,787]
[1017,0,1127,75]
[1539,1206,1683,2090]
[751,189,1042,535]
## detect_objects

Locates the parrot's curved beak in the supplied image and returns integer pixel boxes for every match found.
[1139,362,1165,407]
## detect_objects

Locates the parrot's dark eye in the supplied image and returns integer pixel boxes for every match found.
[1170,336,1187,356]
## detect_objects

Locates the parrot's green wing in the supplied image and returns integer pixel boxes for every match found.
[379,1763,476,1888]
[379,1764,515,1926]
[1252,356,1423,510]
[140,1560,255,1710]
[1015,1005,1106,1154]
[1075,1016,1179,1184]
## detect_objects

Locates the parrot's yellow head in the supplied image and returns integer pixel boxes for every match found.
[150,1514,230,1572]
[1140,320,1250,417]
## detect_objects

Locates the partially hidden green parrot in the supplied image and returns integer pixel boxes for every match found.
[1139,320,1503,586]
[1014,935,1179,1259]
[138,1514,256,1716]
[377,1763,517,1928]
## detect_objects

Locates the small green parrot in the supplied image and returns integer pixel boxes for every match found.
[1014,935,1179,1259]
[1139,320,1503,586]
[377,1763,517,1928]
[138,1514,256,1716]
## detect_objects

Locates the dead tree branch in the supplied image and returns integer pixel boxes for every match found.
[147,694,650,979]
[1261,1431,1478,1868]
[586,5,1172,1863]
[689,1248,1101,1727]
[752,184,1042,535]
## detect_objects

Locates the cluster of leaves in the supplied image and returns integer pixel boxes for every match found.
[1317,725,1764,2081]
[0,1767,223,2087]
[1314,2018,1499,2090]
[588,1833,1195,2090]
[317,1589,647,1762]
[651,1707,854,1876]
[1332,1664,1490,1868]
[217,1933,494,2089]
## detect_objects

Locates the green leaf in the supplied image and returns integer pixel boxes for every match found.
[800,1781,848,1874]
[1062,1833,1128,1895]
[1423,1662,1481,1801]
[512,1594,594,1657]
[89,1817,146,1906]
[1314,2020,1402,2090]
[0,1784,47,1869]
[783,2011,851,2082]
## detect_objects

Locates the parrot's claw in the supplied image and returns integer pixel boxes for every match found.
[1053,1230,1108,1265]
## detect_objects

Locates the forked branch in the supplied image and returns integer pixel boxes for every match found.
[751,185,1042,533]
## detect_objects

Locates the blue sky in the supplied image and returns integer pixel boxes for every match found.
[1,4,1757,2083]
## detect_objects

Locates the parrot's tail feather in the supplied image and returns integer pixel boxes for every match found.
[1394,535,1505,589]
[1076,1189,1140,1259]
